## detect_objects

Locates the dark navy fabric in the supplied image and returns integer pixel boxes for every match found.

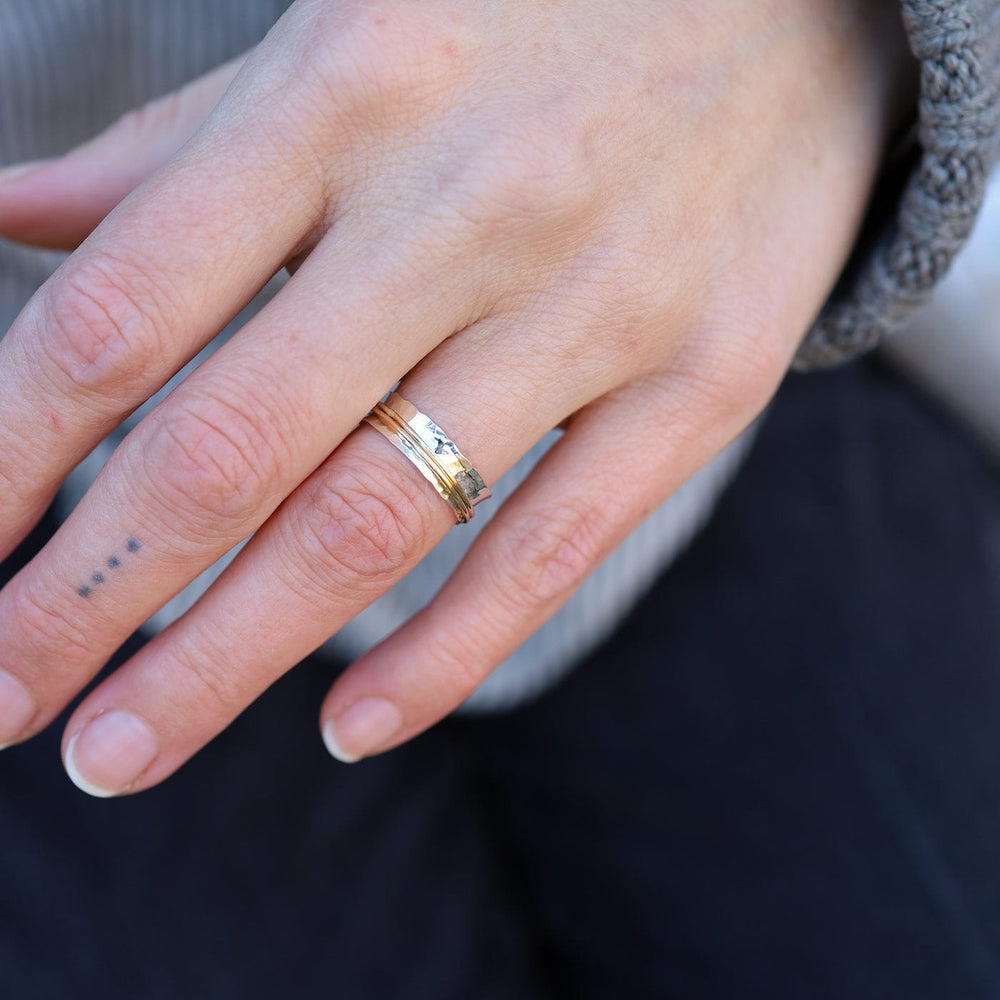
[3,356,1000,999]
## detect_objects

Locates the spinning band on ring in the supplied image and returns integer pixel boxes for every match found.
[363,392,491,524]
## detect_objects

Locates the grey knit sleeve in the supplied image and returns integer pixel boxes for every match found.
[793,0,1000,370]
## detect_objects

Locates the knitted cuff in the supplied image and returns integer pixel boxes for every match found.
[793,0,1000,370]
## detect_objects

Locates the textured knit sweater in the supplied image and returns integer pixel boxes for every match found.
[0,0,997,712]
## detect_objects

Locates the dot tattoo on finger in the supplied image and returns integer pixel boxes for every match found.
[75,538,143,598]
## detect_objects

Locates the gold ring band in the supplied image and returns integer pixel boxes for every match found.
[363,392,491,524]
[373,403,474,521]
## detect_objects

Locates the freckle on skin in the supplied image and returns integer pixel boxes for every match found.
[91,572,105,585]
[77,586,92,599]
[107,556,121,569]
[126,538,141,553]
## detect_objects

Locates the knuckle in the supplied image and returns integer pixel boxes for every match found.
[296,459,433,588]
[0,446,41,510]
[10,584,94,665]
[715,299,791,395]
[726,334,787,407]
[166,635,244,713]
[291,2,464,128]
[37,253,171,400]
[416,619,490,700]
[461,122,599,234]
[662,289,792,431]
[493,504,606,612]
[686,317,787,421]
[138,395,283,534]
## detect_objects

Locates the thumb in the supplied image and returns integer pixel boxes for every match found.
[0,54,246,250]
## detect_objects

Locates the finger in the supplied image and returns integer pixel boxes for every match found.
[317,353,783,762]
[0,53,325,559]
[0,55,247,250]
[52,301,631,796]
[0,190,508,756]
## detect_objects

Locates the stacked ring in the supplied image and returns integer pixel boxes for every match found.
[363,392,492,524]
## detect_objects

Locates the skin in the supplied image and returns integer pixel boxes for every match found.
[0,0,915,795]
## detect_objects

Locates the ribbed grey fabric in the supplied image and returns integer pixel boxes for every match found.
[795,0,1000,369]
[0,0,995,712]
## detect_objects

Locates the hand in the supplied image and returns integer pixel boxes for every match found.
[0,0,912,794]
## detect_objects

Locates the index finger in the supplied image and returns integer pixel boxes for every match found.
[0,46,325,558]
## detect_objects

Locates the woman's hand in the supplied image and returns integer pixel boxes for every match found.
[0,0,912,794]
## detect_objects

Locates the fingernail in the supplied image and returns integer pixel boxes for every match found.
[64,710,159,797]
[323,698,404,763]
[0,669,37,749]
[0,159,47,186]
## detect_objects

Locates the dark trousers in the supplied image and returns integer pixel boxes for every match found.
[4,356,1000,999]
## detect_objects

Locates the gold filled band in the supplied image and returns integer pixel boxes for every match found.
[363,392,491,524]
